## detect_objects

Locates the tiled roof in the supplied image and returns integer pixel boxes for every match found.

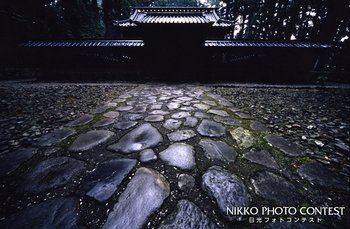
[204,40,332,48]
[20,40,145,48]
[129,7,220,24]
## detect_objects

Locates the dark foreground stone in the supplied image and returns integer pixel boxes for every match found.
[24,157,86,193]
[103,167,170,229]
[265,135,304,156]
[0,148,37,176]
[158,199,218,229]
[3,197,79,229]
[202,166,250,221]
[37,128,75,146]
[82,159,137,202]
[251,171,300,205]
[298,162,349,192]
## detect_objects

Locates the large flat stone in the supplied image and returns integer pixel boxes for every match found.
[3,197,79,229]
[113,121,138,130]
[159,143,195,170]
[251,171,299,205]
[199,139,237,162]
[144,115,164,122]
[159,200,218,229]
[183,117,198,127]
[108,123,162,154]
[167,130,196,142]
[24,157,86,193]
[66,114,93,127]
[82,159,137,202]
[202,166,250,221]
[0,148,37,176]
[298,162,349,192]
[213,116,241,126]
[230,127,255,149]
[37,128,75,146]
[103,167,170,229]
[171,111,191,119]
[93,117,115,127]
[69,130,115,152]
[208,109,229,117]
[197,119,226,137]
[265,135,304,156]
[243,150,279,169]
[163,119,182,130]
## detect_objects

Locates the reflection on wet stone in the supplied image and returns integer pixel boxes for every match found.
[160,143,195,170]
[82,159,136,202]
[103,167,170,229]
[199,139,237,162]
[108,123,162,154]
[69,130,115,152]
[197,119,226,137]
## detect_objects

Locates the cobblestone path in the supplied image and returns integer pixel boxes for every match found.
[1,84,349,228]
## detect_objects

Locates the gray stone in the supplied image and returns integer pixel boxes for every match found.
[194,103,210,110]
[214,116,241,126]
[159,143,195,170]
[116,106,133,111]
[123,113,143,121]
[151,104,162,110]
[194,112,210,119]
[93,117,115,127]
[184,117,198,127]
[163,119,182,130]
[82,159,136,202]
[177,96,193,102]
[0,148,37,176]
[131,105,147,113]
[24,157,86,193]
[3,197,79,229]
[93,106,108,114]
[171,111,191,119]
[243,150,279,169]
[298,162,349,192]
[208,109,229,117]
[180,106,195,111]
[66,114,93,127]
[108,123,163,154]
[140,149,157,163]
[149,110,169,115]
[167,130,196,142]
[37,128,75,147]
[103,111,119,119]
[235,112,252,119]
[158,200,218,229]
[69,130,115,152]
[178,174,195,191]
[197,119,226,137]
[103,167,170,229]
[113,121,138,130]
[230,127,255,149]
[250,121,268,131]
[199,139,237,162]
[251,171,299,205]
[202,100,217,106]
[167,102,180,110]
[202,166,249,221]
[265,135,304,156]
[145,115,164,122]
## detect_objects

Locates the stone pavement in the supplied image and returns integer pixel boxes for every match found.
[1,84,349,228]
